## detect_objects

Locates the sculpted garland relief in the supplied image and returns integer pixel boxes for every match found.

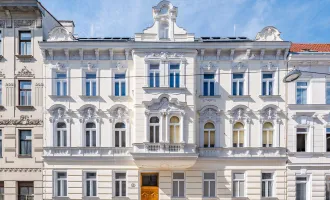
[0,115,43,125]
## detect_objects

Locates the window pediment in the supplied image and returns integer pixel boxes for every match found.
[109,105,130,123]
[144,97,186,114]
[228,107,251,124]
[78,106,101,122]
[199,106,221,123]
[144,52,186,62]
[48,106,72,123]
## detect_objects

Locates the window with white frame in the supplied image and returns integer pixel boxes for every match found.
[85,122,96,147]
[55,73,67,96]
[203,172,215,197]
[296,176,308,200]
[114,74,126,96]
[203,73,215,96]
[55,172,67,197]
[296,82,308,104]
[233,173,245,197]
[262,122,273,147]
[115,172,126,197]
[170,116,180,143]
[296,128,308,152]
[149,64,160,87]
[0,80,2,105]
[19,80,32,106]
[204,122,215,148]
[172,172,185,198]
[326,176,330,200]
[149,117,160,143]
[233,122,244,147]
[262,173,274,197]
[159,22,169,39]
[326,128,330,152]
[19,31,31,55]
[232,73,244,96]
[327,82,330,104]
[262,73,273,95]
[169,64,180,88]
[85,73,97,96]
[115,123,126,147]
[56,122,67,147]
[85,172,97,197]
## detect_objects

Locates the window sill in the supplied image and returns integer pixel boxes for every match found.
[259,95,281,98]
[199,95,221,98]
[18,154,32,158]
[79,95,101,99]
[0,55,3,60]
[228,95,251,99]
[52,197,70,200]
[109,95,131,101]
[142,86,187,91]
[287,104,330,109]
[261,197,278,200]
[112,197,129,200]
[16,105,35,110]
[82,197,100,200]
[49,95,71,98]
[15,55,34,62]
[232,197,248,200]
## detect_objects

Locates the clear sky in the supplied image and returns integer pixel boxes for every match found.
[39,0,330,43]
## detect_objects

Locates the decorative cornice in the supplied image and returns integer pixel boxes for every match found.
[0,115,43,126]
[14,20,35,28]
[0,168,42,173]
[15,66,35,78]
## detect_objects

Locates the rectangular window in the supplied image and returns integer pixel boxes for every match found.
[203,74,215,96]
[18,181,33,200]
[232,73,244,96]
[296,176,307,200]
[19,80,32,106]
[19,130,32,156]
[203,172,215,197]
[56,123,67,147]
[85,172,97,197]
[169,64,180,88]
[85,73,97,96]
[296,82,308,104]
[0,130,2,157]
[115,173,126,197]
[233,173,245,197]
[327,128,330,152]
[297,128,307,152]
[172,172,185,198]
[327,82,330,104]
[326,176,330,200]
[262,173,273,197]
[262,73,273,95]
[0,80,2,105]
[56,73,67,96]
[114,74,126,96]
[149,64,160,87]
[19,31,31,55]
[55,172,67,197]
[0,182,3,199]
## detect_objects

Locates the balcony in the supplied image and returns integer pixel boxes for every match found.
[131,143,198,169]
[43,147,132,160]
[199,147,287,160]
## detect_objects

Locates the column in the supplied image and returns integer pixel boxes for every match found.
[160,112,164,142]
[126,119,131,147]
[245,118,251,147]
[215,118,220,147]
[199,120,204,147]
[144,111,149,143]
[180,59,186,88]
[163,61,168,87]
[96,118,101,147]
[165,113,169,143]
[180,113,185,143]
[275,120,280,147]
[144,60,149,87]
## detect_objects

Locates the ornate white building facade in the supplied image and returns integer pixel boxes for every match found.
[39,1,291,200]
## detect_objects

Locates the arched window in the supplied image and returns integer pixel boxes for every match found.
[115,122,126,147]
[262,122,273,147]
[159,22,169,39]
[56,122,67,147]
[204,122,215,148]
[233,122,244,147]
[170,116,180,143]
[85,122,96,147]
[150,117,160,143]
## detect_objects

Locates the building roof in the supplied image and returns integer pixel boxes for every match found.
[290,43,330,52]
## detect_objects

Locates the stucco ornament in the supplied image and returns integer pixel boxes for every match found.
[255,26,283,41]
[15,66,35,78]
[48,27,74,41]
[0,115,42,125]
[109,105,130,123]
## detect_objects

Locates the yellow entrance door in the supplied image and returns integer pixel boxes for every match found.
[141,173,159,200]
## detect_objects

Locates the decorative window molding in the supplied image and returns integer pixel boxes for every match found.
[200,62,220,96]
[48,106,72,147]
[78,105,101,147]
[51,62,70,96]
[110,61,128,97]
[199,106,221,148]
[232,61,247,72]
[261,61,277,71]
[15,66,35,78]
[81,63,100,97]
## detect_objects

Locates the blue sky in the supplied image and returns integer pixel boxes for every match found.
[39,0,330,42]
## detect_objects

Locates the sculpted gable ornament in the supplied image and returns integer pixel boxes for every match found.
[109,105,130,123]
[228,107,251,124]
[199,106,221,122]
[0,115,43,125]
[15,66,35,78]
[255,26,283,41]
[48,27,74,42]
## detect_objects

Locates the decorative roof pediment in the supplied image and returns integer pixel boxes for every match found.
[48,26,74,42]
[15,66,34,78]
[255,26,283,41]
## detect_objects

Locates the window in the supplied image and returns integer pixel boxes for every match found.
[296,82,308,104]
[115,173,126,197]
[262,122,273,147]
[169,64,180,88]
[262,73,273,95]
[233,122,244,147]
[204,122,215,148]
[150,117,159,143]
[326,176,330,200]
[262,173,273,197]
[142,174,158,187]
[173,172,185,198]
[19,80,31,106]
[203,74,215,96]
[160,22,169,39]
[149,64,160,87]
[203,173,215,197]
[327,128,330,152]
[0,130,2,157]
[232,73,244,96]
[115,123,126,147]
[85,73,97,96]
[19,31,31,55]
[233,173,245,197]
[170,116,180,143]
[55,172,67,197]
[114,74,126,96]
[296,176,307,200]
[85,172,97,197]
[0,80,2,105]
[19,130,32,156]
[56,73,67,96]
[297,128,307,152]
[85,122,96,147]
[56,122,67,147]
[18,182,33,200]
[0,182,3,199]
[326,82,330,104]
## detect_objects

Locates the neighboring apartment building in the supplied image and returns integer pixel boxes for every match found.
[0,0,45,199]
[287,44,330,200]
[40,1,290,200]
